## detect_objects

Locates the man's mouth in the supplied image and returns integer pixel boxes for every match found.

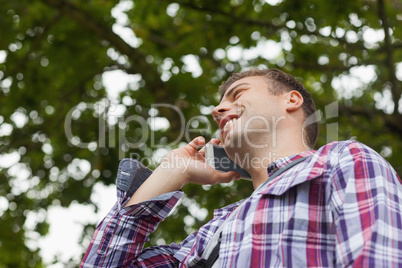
[223,117,237,132]
[220,114,241,139]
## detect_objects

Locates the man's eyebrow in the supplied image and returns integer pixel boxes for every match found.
[221,83,250,101]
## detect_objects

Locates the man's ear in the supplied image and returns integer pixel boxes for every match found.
[285,90,303,112]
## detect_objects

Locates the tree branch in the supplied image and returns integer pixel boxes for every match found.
[38,0,191,139]
[174,0,367,50]
[177,1,280,28]
[175,0,402,61]
[292,59,382,73]
[39,0,165,90]
[339,104,402,136]
[377,0,400,115]
[4,13,62,80]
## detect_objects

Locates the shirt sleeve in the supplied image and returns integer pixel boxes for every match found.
[80,159,185,268]
[330,141,402,267]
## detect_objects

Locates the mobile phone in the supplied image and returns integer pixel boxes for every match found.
[205,143,251,179]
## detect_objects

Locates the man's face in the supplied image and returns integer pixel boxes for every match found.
[211,76,287,151]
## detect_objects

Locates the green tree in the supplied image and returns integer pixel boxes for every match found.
[0,0,401,266]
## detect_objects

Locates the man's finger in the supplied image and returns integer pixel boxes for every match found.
[185,136,205,152]
[211,138,220,145]
[198,138,220,154]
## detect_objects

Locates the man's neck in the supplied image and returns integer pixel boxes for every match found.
[241,143,309,189]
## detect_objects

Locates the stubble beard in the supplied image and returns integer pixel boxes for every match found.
[221,120,244,160]
[223,115,275,160]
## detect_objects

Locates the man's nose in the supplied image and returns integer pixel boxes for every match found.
[211,102,231,122]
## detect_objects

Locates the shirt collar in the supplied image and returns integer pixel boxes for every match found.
[266,149,316,177]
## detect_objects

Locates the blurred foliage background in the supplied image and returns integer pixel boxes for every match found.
[0,0,401,267]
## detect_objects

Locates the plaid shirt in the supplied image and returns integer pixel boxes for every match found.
[81,141,402,267]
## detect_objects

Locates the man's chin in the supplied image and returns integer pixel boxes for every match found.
[222,135,241,150]
[221,133,233,147]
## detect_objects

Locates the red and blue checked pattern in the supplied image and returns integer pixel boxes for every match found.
[81,140,402,267]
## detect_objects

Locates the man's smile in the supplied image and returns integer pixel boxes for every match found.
[220,113,243,140]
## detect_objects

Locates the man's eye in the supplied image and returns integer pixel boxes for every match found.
[234,91,242,100]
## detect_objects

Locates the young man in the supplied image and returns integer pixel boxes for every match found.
[81,69,402,267]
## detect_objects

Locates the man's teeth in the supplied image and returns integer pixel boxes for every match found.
[224,118,237,131]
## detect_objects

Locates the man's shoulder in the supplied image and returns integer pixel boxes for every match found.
[310,140,389,169]
[315,140,378,157]
[314,140,398,174]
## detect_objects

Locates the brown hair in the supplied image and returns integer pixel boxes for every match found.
[219,68,319,149]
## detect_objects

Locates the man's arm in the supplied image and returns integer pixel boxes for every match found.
[330,141,402,267]
[124,137,241,206]
[81,190,183,268]
[81,137,240,267]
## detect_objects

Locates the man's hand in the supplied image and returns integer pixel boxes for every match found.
[124,137,241,206]
[162,136,241,187]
